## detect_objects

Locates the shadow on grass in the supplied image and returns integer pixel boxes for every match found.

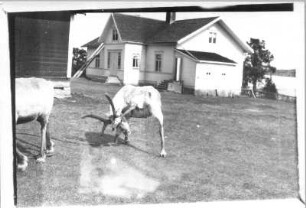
[15,132,41,158]
[85,132,152,156]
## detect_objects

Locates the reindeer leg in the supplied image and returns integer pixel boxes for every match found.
[101,122,108,136]
[124,131,129,144]
[46,123,54,155]
[16,147,28,171]
[113,129,121,144]
[37,116,48,163]
[152,108,166,157]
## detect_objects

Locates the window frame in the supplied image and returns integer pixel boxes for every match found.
[155,53,162,72]
[132,54,140,69]
[117,52,121,69]
[209,31,217,44]
[95,53,100,68]
[112,28,118,41]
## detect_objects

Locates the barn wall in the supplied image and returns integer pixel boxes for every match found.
[14,12,70,79]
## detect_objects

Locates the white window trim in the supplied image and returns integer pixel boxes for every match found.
[132,54,140,69]
[209,31,217,44]
[155,52,163,72]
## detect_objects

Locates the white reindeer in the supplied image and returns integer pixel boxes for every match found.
[83,85,166,157]
[15,78,55,171]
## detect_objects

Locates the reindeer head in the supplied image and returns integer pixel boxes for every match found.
[105,93,130,134]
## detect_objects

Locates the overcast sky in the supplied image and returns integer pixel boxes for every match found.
[71,2,304,71]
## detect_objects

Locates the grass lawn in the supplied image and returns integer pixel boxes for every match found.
[16,78,298,207]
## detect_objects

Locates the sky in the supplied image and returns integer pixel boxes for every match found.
[71,2,305,71]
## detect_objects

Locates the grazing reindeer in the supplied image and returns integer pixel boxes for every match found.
[83,85,166,157]
[15,78,54,171]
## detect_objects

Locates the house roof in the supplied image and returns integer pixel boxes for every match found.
[83,13,252,53]
[177,49,236,64]
[148,17,219,43]
[112,13,168,43]
[112,13,218,43]
[82,37,100,48]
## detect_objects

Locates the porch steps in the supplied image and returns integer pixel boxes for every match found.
[105,76,122,85]
[156,79,173,91]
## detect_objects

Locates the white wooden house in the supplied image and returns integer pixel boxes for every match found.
[84,12,252,96]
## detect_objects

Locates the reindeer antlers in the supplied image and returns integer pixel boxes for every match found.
[105,93,116,118]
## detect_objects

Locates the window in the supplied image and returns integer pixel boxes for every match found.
[95,54,100,68]
[155,54,162,72]
[132,55,140,68]
[209,32,217,44]
[107,52,110,68]
[118,52,121,69]
[112,28,118,41]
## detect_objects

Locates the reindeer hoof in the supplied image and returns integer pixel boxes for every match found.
[46,141,55,155]
[124,139,130,144]
[36,156,46,163]
[17,156,28,171]
[160,150,167,157]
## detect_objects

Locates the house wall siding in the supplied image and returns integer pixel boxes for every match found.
[86,44,125,80]
[175,52,197,88]
[123,43,144,85]
[143,45,176,84]
[195,62,239,96]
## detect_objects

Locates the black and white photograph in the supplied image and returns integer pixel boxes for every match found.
[0,1,305,208]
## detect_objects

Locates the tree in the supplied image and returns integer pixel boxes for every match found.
[243,38,276,92]
[262,77,278,99]
[72,48,87,77]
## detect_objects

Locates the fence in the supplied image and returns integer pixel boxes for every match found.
[255,90,296,103]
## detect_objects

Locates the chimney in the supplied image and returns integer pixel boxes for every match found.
[166,12,176,24]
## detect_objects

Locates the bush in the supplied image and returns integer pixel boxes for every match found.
[262,78,278,99]
[72,48,87,77]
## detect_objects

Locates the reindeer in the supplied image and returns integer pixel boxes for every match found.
[15,78,55,171]
[83,85,166,157]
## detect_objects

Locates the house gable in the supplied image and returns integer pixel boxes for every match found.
[177,20,250,67]
[99,14,123,44]
[106,13,167,44]
[177,19,252,54]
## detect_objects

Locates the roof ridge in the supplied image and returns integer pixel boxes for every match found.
[113,13,165,23]
[173,16,219,23]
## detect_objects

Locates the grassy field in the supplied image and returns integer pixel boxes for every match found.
[16,78,298,207]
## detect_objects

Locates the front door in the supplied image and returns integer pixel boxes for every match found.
[108,51,121,76]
